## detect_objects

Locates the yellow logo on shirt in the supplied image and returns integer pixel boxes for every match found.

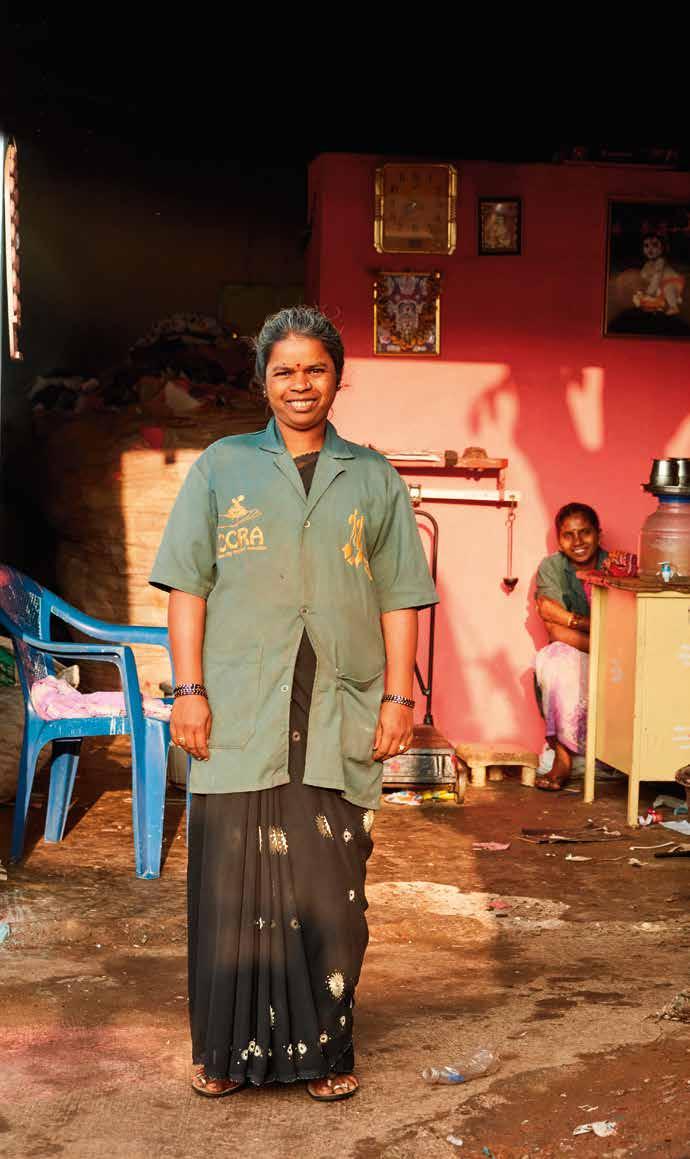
[218,495,266,559]
[342,509,373,581]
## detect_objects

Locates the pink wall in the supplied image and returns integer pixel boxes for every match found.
[307,153,690,752]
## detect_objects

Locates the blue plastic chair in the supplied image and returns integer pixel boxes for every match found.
[0,564,176,879]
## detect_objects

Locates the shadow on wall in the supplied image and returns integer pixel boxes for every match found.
[333,355,690,751]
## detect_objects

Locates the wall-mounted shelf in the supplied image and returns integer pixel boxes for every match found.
[373,446,512,492]
[407,483,520,505]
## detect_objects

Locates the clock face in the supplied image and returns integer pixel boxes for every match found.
[375,163,457,254]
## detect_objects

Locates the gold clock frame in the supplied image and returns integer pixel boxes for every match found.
[374,163,457,255]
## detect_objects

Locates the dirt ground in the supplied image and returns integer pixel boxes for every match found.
[1,738,689,1159]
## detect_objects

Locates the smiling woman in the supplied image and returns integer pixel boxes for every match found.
[533,503,608,791]
[149,305,438,1102]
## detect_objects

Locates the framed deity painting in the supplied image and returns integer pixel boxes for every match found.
[478,197,521,256]
[604,199,690,339]
[373,271,441,356]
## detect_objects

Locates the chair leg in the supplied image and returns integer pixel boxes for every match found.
[131,719,168,879]
[10,727,45,862]
[45,740,82,843]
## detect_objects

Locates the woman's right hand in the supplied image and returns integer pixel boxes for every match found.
[170,695,212,761]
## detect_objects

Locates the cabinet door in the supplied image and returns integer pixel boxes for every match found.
[637,596,690,778]
[596,587,637,773]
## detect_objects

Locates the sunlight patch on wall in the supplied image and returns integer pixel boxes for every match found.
[564,366,604,452]
[665,411,690,456]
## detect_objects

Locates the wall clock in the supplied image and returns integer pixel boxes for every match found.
[374,163,457,255]
[4,139,22,361]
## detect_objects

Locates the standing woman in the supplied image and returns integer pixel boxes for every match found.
[150,307,438,1100]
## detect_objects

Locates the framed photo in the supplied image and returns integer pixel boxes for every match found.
[373,271,441,356]
[478,197,521,256]
[604,200,690,339]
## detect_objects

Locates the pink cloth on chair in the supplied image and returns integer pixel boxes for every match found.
[30,676,171,722]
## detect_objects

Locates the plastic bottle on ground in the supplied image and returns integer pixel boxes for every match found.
[421,1048,497,1084]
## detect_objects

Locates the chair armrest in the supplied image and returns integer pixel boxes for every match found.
[12,630,128,659]
[47,596,170,649]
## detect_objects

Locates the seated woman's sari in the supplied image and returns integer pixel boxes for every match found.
[534,548,607,754]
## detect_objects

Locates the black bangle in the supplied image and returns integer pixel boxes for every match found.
[173,682,208,698]
[381,693,415,709]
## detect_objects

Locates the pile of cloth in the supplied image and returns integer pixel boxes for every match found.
[30,313,256,418]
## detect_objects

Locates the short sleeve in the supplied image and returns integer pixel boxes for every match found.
[535,555,566,606]
[149,460,217,597]
[369,467,439,613]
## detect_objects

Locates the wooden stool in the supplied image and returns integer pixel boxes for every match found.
[455,743,539,789]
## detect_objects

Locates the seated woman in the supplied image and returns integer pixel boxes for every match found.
[534,503,608,791]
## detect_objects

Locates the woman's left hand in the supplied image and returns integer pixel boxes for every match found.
[372,701,414,761]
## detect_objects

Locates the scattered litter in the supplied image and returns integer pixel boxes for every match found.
[419,789,456,802]
[578,1104,599,1112]
[654,845,690,859]
[0,921,10,943]
[653,793,687,813]
[421,1049,497,1085]
[656,989,690,1023]
[521,825,621,845]
[573,1121,617,1137]
[473,842,511,852]
[384,791,422,806]
[481,1149,496,1159]
[660,820,690,836]
[628,858,643,867]
[446,1136,463,1148]
[565,853,592,862]
[644,808,665,824]
[630,841,675,851]
[487,899,512,911]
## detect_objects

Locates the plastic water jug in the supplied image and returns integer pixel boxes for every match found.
[638,497,690,579]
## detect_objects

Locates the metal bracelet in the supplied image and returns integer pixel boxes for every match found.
[173,682,208,699]
[381,693,415,709]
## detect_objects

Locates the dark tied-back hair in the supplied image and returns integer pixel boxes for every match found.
[555,502,601,534]
[253,306,345,388]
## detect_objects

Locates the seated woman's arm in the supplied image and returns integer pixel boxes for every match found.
[536,596,590,654]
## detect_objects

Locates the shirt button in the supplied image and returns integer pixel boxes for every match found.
[299,606,309,615]
[291,729,301,742]
[280,684,289,693]
[303,519,311,528]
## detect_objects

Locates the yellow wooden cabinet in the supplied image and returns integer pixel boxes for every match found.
[584,579,690,825]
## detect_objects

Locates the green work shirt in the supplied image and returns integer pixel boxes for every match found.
[149,418,439,809]
[535,548,608,617]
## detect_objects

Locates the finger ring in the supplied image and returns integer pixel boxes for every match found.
[176,736,186,746]
[398,744,406,752]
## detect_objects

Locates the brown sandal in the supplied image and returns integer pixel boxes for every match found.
[535,774,570,792]
[191,1066,244,1099]
[306,1075,359,1102]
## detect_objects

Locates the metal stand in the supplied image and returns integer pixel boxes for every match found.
[382,507,459,794]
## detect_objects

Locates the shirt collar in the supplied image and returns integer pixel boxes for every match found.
[258,417,355,460]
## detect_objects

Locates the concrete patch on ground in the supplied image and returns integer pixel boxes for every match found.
[367,880,570,930]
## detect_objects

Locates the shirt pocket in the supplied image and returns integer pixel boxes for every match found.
[337,667,384,763]
[205,644,262,750]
